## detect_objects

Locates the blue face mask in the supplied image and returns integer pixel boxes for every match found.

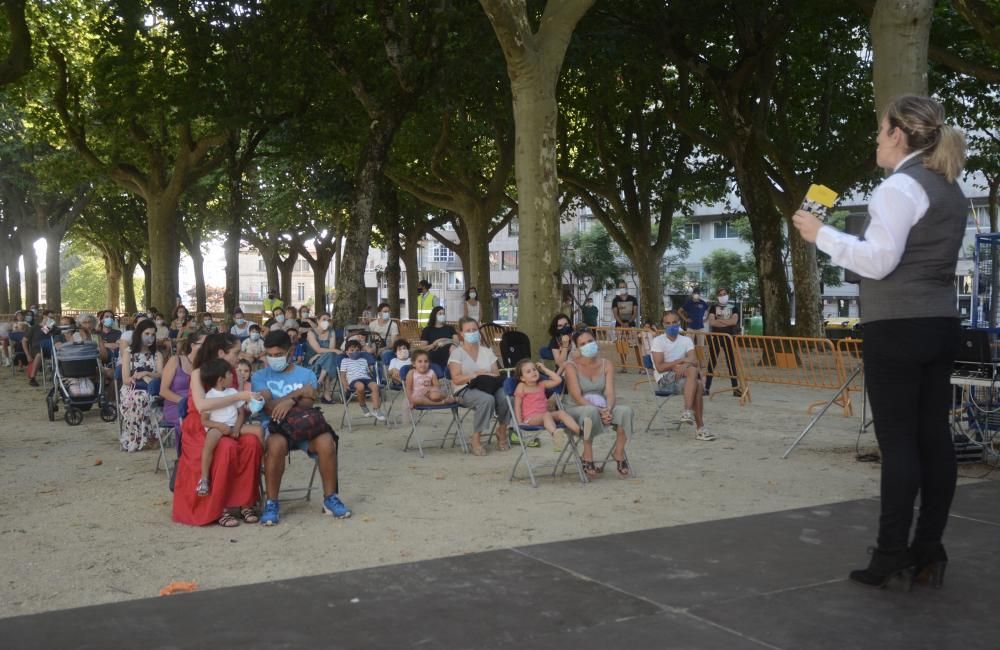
[348,351,362,360]
[248,397,265,414]
[103,317,114,328]
[666,325,681,337]
[580,341,599,358]
[464,331,481,345]
[266,355,289,372]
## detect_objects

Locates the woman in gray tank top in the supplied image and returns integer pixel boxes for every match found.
[794,95,967,591]
[562,328,634,478]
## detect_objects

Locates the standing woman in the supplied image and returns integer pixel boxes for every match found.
[793,95,966,589]
[463,287,482,323]
[119,319,164,451]
[172,333,262,527]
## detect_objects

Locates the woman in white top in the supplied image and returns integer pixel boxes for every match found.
[230,309,251,340]
[463,287,482,323]
[448,317,510,456]
[368,302,399,350]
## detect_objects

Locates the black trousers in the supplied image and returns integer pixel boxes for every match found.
[705,335,740,391]
[862,318,959,551]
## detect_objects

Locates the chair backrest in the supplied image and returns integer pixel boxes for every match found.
[642,353,654,370]
[499,330,532,369]
[539,345,554,361]
[380,349,395,369]
[503,375,518,397]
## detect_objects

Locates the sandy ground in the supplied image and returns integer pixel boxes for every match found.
[0,365,993,619]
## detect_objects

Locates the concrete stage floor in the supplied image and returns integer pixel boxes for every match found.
[3,480,997,649]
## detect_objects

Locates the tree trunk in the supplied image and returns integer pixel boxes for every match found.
[224,161,244,316]
[277,250,299,308]
[18,232,39,308]
[509,86,562,346]
[870,0,934,120]
[103,254,121,312]
[141,262,151,310]
[44,229,65,311]
[386,233,402,317]
[631,248,663,325]
[401,235,420,319]
[464,211,495,323]
[786,216,824,337]
[0,263,9,313]
[122,259,138,315]
[190,249,207,313]
[333,121,399,326]
[146,191,182,317]
[9,261,22,311]
[257,245,280,300]
[312,252,333,314]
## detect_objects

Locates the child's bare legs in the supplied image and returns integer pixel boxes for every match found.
[369,383,381,409]
[388,368,401,384]
[522,412,559,435]
[198,428,225,495]
[352,381,367,408]
[427,388,454,404]
[551,410,581,435]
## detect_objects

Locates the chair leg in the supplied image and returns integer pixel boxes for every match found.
[306,459,318,502]
[643,399,672,433]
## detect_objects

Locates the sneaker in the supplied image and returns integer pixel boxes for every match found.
[696,427,717,442]
[361,406,373,417]
[322,493,352,519]
[680,409,695,425]
[372,409,387,422]
[260,499,280,526]
[28,378,39,387]
[510,431,541,448]
[2,357,10,367]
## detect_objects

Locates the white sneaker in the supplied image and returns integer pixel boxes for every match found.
[680,410,695,425]
[373,409,387,422]
[1,357,9,367]
[696,427,717,441]
[361,407,373,418]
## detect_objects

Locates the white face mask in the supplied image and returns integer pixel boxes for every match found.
[319,320,330,331]
[380,311,390,321]
[692,293,701,301]
[469,292,477,300]
[718,295,729,305]
[616,288,627,296]
[203,319,213,327]
[396,349,410,360]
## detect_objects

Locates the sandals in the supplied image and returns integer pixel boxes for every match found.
[240,507,259,524]
[581,460,599,478]
[495,435,510,451]
[470,442,487,456]
[614,457,631,477]
[217,512,239,528]
[196,478,209,497]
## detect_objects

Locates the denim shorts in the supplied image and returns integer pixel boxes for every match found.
[349,378,372,392]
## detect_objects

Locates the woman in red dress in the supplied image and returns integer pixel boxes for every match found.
[173,333,264,526]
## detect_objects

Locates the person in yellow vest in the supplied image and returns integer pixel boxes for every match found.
[262,289,284,314]
[415,280,439,328]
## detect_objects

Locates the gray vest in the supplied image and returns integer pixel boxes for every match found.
[859,157,966,324]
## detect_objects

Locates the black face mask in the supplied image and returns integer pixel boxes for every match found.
[558,325,572,336]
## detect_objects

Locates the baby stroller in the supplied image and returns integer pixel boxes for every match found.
[499,330,532,370]
[46,341,117,426]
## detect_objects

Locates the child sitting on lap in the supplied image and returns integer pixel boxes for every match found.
[405,350,454,406]
[513,359,582,442]
[197,359,263,497]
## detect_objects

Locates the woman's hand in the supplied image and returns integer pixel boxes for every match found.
[599,408,613,425]
[792,209,823,243]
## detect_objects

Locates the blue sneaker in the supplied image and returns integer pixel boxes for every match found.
[322,493,352,519]
[260,499,280,526]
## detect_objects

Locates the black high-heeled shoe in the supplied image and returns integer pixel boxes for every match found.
[849,547,914,590]
[911,542,948,588]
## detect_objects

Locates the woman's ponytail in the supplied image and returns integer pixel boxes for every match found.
[884,95,967,183]
[924,124,966,184]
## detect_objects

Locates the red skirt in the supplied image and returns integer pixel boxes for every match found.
[172,395,263,526]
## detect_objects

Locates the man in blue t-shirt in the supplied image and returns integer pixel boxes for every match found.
[679,289,709,334]
[251,329,350,526]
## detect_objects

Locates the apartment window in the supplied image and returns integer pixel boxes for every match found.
[684,223,701,240]
[502,250,519,270]
[299,259,310,272]
[447,271,465,291]
[297,283,305,301]
[258,259,266,272]
[714,220,739,239]
[489,251,501,271]
[260,282,267,297]
[508,218,519,237]
[432,245,456,263]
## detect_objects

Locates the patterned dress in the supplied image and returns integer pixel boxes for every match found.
[119,350,158,452]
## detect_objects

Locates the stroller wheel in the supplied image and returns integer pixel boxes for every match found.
[46,394,56,422]
[100,403,117,422]
[65,407,84,426]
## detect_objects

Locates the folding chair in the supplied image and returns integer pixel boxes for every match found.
[503,376,588,488]
[642,354,683,433]
[337,352,383,432]
[260,439,320,506]
[401,363,468,457]
[380,349,406,427]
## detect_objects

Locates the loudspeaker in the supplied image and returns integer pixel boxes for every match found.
[842,214,867,284]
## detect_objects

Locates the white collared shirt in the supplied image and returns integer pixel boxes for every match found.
[815,152,930,280]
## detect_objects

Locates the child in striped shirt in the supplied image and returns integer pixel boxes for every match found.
[340,339,386,421]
